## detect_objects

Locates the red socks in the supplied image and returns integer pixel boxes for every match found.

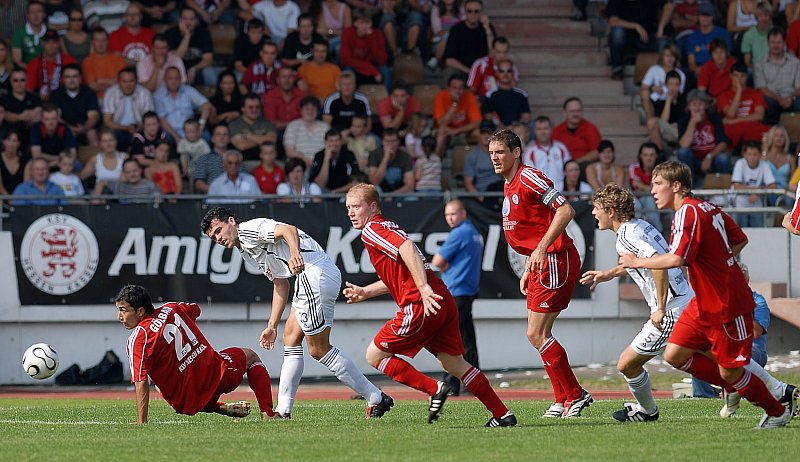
[677,354,735,393]
[377,356,438,395]
[539,337,582,401]
[461,366,509,418]
[247,361,275,416]
[732,370,784,417]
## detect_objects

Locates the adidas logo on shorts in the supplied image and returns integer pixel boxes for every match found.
[540,302,549,308]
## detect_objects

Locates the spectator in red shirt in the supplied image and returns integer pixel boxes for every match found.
[551,97,602,164]
[26,29,76,102]
[378,81,421,131]
[467,36,518,98]
[340,9,390,88]
[262,67,307,132]
[717,60,769,148]
[240,41,280,97]
[677,89,731,184]
[697,38,735,105]
[251,141,285,194]
[109,3,156,65]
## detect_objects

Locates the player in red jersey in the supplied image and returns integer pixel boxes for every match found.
[620,161,797,428]
[488,128,592,418]
[783,185,800,236]
[117,285,275,423]
[342,184,516,427]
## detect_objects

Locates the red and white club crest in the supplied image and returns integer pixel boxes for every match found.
[20,214,99,296]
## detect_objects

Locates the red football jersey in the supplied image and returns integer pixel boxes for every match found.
[503,165,573,255]
[790,187,800,231]
[669,197,754,323]
[126,302,226,415]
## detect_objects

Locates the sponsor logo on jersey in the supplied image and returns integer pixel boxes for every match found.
[512,194,519,205]
[502,196,511,216]
[20,214,99,296]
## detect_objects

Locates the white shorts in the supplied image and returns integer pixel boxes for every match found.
[630,309,679,356]
[291,261,341,336]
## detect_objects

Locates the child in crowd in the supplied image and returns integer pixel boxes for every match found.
[49,152,85,197]
[731,141,776,227]
[251,141,285,194]
[405,114,427,161]
[347,114,379,171]
[415,135,442,192]
[178,119,211,179]
[145,141,182,195]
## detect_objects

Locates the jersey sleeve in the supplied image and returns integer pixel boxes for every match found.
[669,203,700,263]
[173,302,201,321]
[519,167,566,210]
[240,218,279,245]
[126,326,150,383]
[437,227,464,263]
[362,221,407,260]
[721,210,747,247]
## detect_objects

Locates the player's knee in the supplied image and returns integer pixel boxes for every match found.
[308,345,329,361]
[719,367,742,384]
[526,331,546,349]
[242,348,261,366]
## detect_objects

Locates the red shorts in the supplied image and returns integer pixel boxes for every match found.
[668,301,753,369]
[205,347,247,408]
[526,245,580,312]
[373,291,464,358]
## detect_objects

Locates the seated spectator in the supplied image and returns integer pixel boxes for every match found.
[153,66,212,142]
[640,44,686,120]
[137,33,187,92]
[178,119,211,178]
[26,29,76,101]
[522,115,571,187]
[145,140,182,195]
[763,125,796,195]
[263,67,307,132]
[347,114,378,171]
[726,0,758,50]
[233,18,267,76]
[511,120,530,151]
[375,0,399,56]
[251,141,285,194]
[340,9,389,87]
[138,0,178,28]
[0,130,31,196]
[378,81,421,131]
[283,13,325,69]
[30,104,77,167]
[481,59,530,129]
[697,38,735,104]
[552,96,602,164]
[81,28,127,100]
[314,1,350,59]
[192,124,233,191]
[103,67,155,151]
[185,0,237,25]
[646,70,686,149]
[80,129,128,195]
[605,0,670,79]
[297,39,341,101]
[46,1,72,38]
[427,0,465,70]
[115,158,160,202]
[209,70,243,126]
[785,4,800,58]
[49,151,85,197]
[399,0,429,54]
[468,36,518,98]
[61,8,91,63]
[228,93,278,160]
[665,0,700,41]
[444,0,494,75]
[12,157,65,205]
[586,139,627,190]
[755,26,800,125]
[165,7,216,85]
[557,159,593,202]
[717,61,770,148]
[0,40,13,101]
[742,1,772,68]
[367,128,415,193]
[404,113,426,160]
[464,120,503,194]
[252,0,301,46]
[731,141,776,227]
[284,95,329,166]
[684,3,731,72]
[1,68,43,145]
[207,149,261,203]
[628,142,662,230]
[310,128,360,192]
[322,70,371,133]
[240,41,280,97]
[433,72,481,155]
[415,135,442,193]
[83,0,130,33]
[276,156,323,200]
[677,89,731,185]
[48,64,100,147]
[130,111,168,168]
[109,3,156,65]
[11,1,47,67]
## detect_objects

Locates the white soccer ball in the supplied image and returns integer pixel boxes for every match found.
[22,343,59,380]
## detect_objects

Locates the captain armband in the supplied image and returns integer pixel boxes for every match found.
[541,187,563,206]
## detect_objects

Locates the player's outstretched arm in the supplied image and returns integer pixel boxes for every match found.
[580,265,627,289]
[343,280,389,303]
[262,278,290,349]
[528,202,575,273]
[398,240,443,316]
[619,251,684,270]
[784,211,800,235]
[273,224,305,274]
[651,268,669,331]
[134,380,150,424]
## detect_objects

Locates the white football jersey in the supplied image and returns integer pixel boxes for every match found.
[237,218,335,280]
[616,219,693,313]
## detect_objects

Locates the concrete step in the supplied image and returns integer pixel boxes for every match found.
[520,79,623,99]
[486,0,575,7]
[532,93,632,109]
[492,19,591,35]
[511,34,598,49]
[514,49,607,67]
[484,5,573,19]
[538,108,642,130]
[521,65,611,78]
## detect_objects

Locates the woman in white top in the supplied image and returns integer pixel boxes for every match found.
[80,130,127,195]
[283,96,330,167]
[728,0,759,34]
[586,140,627,191]
[640,44,685,119]
[276,157,323,203]
[556,159,593,202]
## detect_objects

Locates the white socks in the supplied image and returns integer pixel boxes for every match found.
[275,345,304,415]
[625,369,657,415]
[319,346,382,406]
[745,360,784,399]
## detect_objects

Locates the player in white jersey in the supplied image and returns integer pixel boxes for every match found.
[580,185,693,422]
[201,207,392,419]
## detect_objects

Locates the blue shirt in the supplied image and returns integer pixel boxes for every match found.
[12,180,66,205]
[752,290,770,356]
[437,219,482,296]
[684,26,731,67]
[153,85,208,138]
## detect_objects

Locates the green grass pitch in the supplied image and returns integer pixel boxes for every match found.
[1,397,798,461]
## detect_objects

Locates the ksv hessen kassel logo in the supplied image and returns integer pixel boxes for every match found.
[20,214,99,295]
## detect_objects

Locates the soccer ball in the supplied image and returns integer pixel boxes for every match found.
[22,343,59,380]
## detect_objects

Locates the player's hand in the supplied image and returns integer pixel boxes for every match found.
[650,310,665,331]
[580,270,609,290]
[342,281,366,303]
[289,254,305,275]
[418,283,443,316]
[527,248,547,273]
[619,252,637,268]
[519,270,530,295]
[260,326,278,349]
